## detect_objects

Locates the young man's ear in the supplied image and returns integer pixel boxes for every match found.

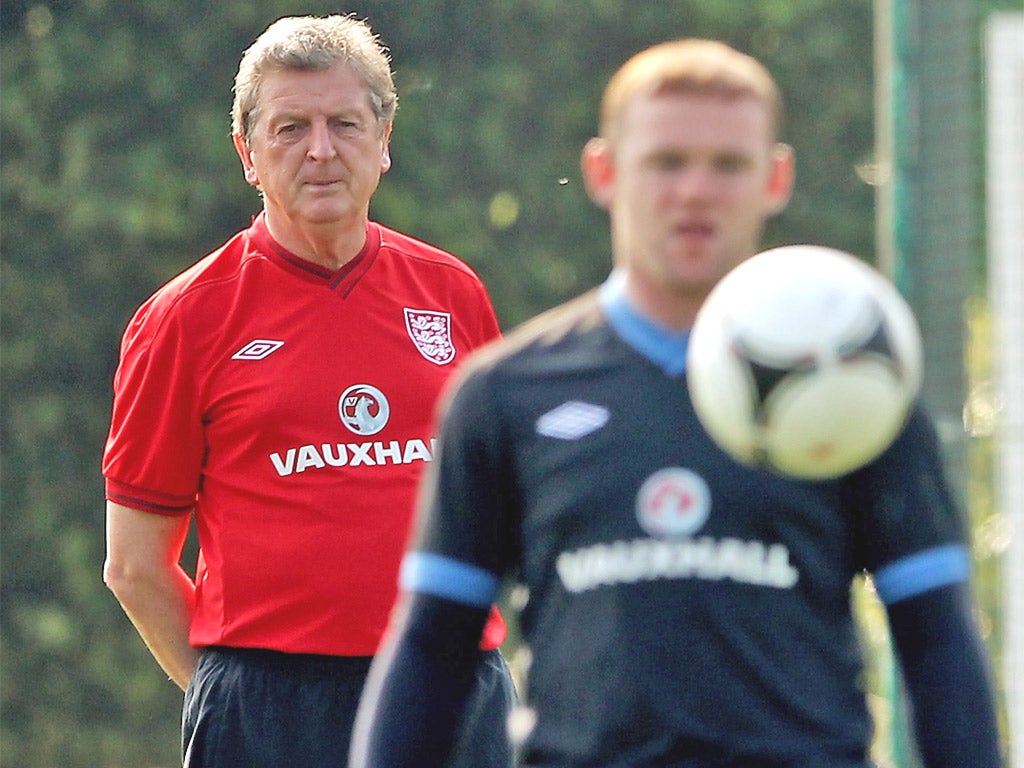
[580,137,615,210]
[764,142,795,216]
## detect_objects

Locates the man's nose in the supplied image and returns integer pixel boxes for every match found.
[307,120,337,160]
[675,164,715,199]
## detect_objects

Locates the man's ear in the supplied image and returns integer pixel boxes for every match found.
[580,137,615,210]
[380,120,394,174]
[232,133,259,186]
[764,142,795,216]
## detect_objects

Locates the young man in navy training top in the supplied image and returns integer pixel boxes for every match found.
[102,14,515,768]
[351,38,1002,768]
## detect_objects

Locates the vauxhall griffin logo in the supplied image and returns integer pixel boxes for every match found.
[339,384,390,436]
[636,467,711,539]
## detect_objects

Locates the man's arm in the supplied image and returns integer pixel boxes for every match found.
[103,501,199,691]
[886,581,1003,767]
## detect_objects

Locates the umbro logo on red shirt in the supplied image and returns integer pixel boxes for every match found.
[232,339,285,360]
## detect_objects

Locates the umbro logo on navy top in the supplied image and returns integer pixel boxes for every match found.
[231,339,285,360]
[536,401,610,440]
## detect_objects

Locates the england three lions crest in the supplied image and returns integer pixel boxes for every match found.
[404,308,456,365]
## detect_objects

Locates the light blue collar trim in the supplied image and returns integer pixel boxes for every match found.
[598,270,690,377]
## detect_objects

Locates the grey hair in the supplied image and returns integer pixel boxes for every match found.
[231,15,398,139]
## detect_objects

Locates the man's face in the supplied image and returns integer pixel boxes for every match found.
[585,91,793,321]
[234,63,392,234]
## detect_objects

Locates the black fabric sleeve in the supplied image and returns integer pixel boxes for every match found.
[350,592,491,768]
[414,363,520,576]
[886,582,1003,767]
[843,405,968,574]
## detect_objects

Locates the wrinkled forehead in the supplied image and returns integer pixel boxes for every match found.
[257,64,372,110]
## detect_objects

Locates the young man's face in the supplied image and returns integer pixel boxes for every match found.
[234,63,392,236]
[585,91,793,323]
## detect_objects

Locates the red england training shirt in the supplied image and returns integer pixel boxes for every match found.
[103,213,506,655]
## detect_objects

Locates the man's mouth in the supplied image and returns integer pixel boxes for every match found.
[677,221,714,236]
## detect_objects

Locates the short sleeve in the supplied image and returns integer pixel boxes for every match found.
[842,403,968,574]
[102,296,205,513]
[414,364,519,579]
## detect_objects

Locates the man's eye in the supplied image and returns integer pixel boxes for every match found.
[714,156,748,173]
[273,121,307,137]
[652,155,685,171]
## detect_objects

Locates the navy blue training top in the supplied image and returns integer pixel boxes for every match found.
[403,277,970,766]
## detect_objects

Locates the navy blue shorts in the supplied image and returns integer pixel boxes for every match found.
[182,646,516,768]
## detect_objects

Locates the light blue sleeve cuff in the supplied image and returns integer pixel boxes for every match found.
[399,551,500,609]
[873,543,971,605]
